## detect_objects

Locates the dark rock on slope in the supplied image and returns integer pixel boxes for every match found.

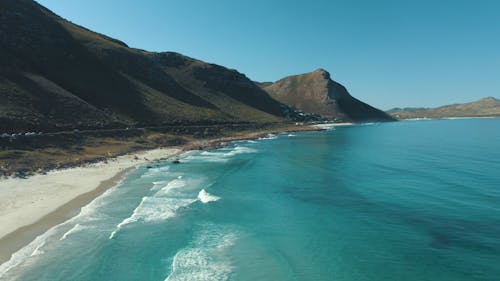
[261,69,395,122]
[0,0,287,133]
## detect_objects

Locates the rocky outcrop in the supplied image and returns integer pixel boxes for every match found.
[261,69,395,122]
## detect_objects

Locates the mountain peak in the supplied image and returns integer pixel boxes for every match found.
[312,68,331,80]
[261,69,394,122]
[480,96,499,102]
[0,0,288,132]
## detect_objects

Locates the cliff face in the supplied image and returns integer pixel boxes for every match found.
[262,69,395,122]
[388,97,500,119]
[0,0,287,132]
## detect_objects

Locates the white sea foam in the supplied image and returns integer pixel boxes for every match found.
[141,166,170,178]
[165,226,238,281]
[200,151,221,156]
[314,122,354,129]
[258,133,278,140]
[185,146,257,163]
[0,225,61,279]
[151,180,169,191]
[109,179,196,239]
[0,176,129,279]
[156,179,186,195]
[201,146,256,158]
[30,241,46,257]
[65,179,125,223]
[59,224,87,241]
[114,197,195,230]
[61,183,123,226]
[148,166,170,173]
[110,196,195,239]
[403,118,432,121]
[184,155,229,163]
[226,146,257,156]
[287,133,296,137]
[152,180,169,186]
[197,189,220,203]
[315,124,336,130]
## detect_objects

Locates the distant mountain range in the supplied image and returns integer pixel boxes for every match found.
[388,97,500,119]
[0,0,392,133]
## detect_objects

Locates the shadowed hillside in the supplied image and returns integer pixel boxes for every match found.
[0,0,394,133]
[0,0,288,133]
[261,69,395,122]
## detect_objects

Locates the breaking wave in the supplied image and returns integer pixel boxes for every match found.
[165,225,238,281]
[59,224,87,241]
[109,178,195,239]
[258,133,278,140]
[197,189,220,203]
[184,145,257,163]
[141,166,170,178]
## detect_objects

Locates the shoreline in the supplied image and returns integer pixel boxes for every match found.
[0,126,320,266]
[398,116,500,121]
[0,147,183,265]
[312,122,354,129]
[0,168,132,264]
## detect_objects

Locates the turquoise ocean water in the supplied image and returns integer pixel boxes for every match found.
[1,118,499,281]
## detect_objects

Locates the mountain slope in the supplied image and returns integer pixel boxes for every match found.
[261,69,394,122]
[388,97,500,119]
[0,0,286,132]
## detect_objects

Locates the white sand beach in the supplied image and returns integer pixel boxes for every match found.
[0,148,181,262]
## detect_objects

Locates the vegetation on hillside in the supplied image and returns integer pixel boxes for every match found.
[0,0,290,133]
[261,69,394,122]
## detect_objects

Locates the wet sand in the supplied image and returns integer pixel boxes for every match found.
[0,148,181,264]
[0,125,319,266]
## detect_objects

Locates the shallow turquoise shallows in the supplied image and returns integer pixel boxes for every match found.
[2,119,500,281]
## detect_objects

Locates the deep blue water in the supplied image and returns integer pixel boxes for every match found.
[1,118,500,281]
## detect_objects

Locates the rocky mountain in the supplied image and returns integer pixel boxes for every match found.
[388,97,500,119]
[260,69,394,122]
[0,0,288,133]
[0,0,393,133]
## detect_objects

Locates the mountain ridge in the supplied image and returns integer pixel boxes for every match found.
[1,0,393,133]
[0,0,288,132]
[388,97,500,119]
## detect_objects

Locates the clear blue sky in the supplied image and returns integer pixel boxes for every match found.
[37,0,499,110]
